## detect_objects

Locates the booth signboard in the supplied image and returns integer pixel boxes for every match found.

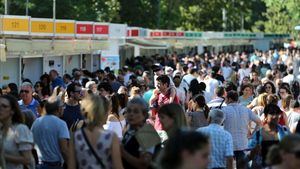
[55,20,75,37]
[94,23,109,38]
[101,55,120,70]
[109,23,127,39]
[150,31,162,37]
[76,21,93,37]
[1,15,30,35]
[31,18,54,36]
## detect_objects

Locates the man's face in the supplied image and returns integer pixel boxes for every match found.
[157,81,167,92]
[72,86,82,101]
[20,86,33,102]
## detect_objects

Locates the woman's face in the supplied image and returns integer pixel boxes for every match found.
[265,84,273,94]
[243,87,252,96]
[182,144,210,169]
[0,98,12,122]
[34,83,42,92]
[158,113,174,131]
[242,78,250,85]
[279,88,288,99]
[125,104,146,127]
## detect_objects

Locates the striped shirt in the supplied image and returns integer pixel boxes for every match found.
[198,124,234,169]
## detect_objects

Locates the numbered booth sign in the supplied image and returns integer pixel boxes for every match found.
[1,15,30,35]
[31,18,54,36]
[94,23,109,39]
[76,21,93,38]
[55,19,75,37]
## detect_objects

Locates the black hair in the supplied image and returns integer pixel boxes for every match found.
[215,86,225,97]
[157,130,209,169]
[263,81,276,94]
[66,82,81,97]
[193,94,210,119]
[0,95,24,124]
[97,82,113,94]
[291,81,300,99]
[63,73,72,80]
[226,91,239,102]
[224,81,237,92]
[156,75,170,86]
[264,104,281,116]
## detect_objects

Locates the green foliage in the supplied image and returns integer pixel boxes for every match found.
[0,0,298,37]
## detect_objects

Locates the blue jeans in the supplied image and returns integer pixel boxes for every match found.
[234,150,248,169]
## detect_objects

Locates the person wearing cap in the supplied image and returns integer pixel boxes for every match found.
[197,109,234,169]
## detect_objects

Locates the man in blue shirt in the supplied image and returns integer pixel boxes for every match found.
[31,96,69,169]
[198,109,234,169]
[18,82,40,117]
[50,69,65,90]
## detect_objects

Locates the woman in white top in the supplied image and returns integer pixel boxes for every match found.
[104,93,126,139]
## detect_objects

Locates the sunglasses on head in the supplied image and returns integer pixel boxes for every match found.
[20,90,30,93]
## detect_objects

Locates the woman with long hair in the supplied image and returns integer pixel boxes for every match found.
[158,103,188,138]
[0,95,34,169]
[186,94,209,129]
[68,95,123,169]
[104,93,126,140]
[239,84,254,107]
[248,104,290,168]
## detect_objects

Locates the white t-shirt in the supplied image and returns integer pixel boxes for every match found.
[222,66,233,80]
[204,78,220,95]
[238,68,251,84]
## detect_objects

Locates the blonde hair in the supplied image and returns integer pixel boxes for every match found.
[81,95,107,127]
[282,94,293,111]
[257,93,268,107]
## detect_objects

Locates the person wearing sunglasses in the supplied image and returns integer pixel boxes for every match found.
[18,82,40,118]
[0,95,35,169]
[265,134,300,169]
[248,104,290,168]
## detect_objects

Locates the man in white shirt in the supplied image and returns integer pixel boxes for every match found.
[204,70,221,96]
[207,86,227,109]
[222,91,262,169]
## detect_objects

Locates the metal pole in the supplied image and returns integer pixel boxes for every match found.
[53,0,56,20]
[4,0,8,15]
[26,0,29,16]
[222,8,227,31]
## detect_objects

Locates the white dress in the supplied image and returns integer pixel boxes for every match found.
[103,120,126,139]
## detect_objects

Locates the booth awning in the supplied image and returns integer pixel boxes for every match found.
[126,39,169,49]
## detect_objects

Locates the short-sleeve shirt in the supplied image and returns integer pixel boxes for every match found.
[18,98,40,117]
[4,124,34,169]
[31,115,70,163]
[198,124,234,169]
[222,103,260,151]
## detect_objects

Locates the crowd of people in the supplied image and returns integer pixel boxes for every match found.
[0,48,300,169]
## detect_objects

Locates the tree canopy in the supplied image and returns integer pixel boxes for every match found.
[1,0,299,37]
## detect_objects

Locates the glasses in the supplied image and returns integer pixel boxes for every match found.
[20,90,30,94]
[0,103,10,108]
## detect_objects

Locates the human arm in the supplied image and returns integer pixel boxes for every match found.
[67,132,76,169]
[249,109,263,127]
[149,89,159,106]
[168,87,176,103]
[59,122,70,163]
[111,133,124,169]
[59,138,69,164]
[121,146,153,169]
[226,157,234,169]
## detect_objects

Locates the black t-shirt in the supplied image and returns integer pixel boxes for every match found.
[62,104,83,129]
